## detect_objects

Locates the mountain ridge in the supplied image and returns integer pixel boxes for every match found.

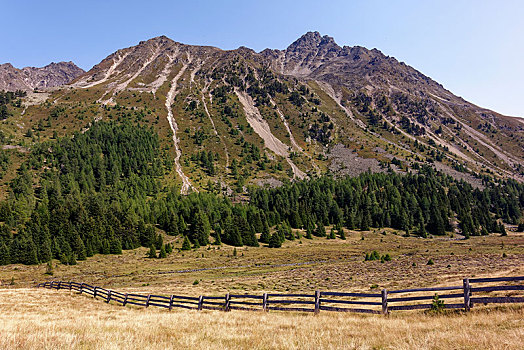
[2,32,523,194]
[0,61,84,91]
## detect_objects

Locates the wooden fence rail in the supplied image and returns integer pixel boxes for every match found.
[35,275,524,315]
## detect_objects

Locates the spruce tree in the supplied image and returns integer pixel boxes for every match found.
[305,226,313,239]
[360,211,371,231]
[148,244,157,258]
[68,253,77,265]
[259,228,271,244]
[0,242,9,265]
[315,223,326,237]
[329,228,336,239]
[192,211,210,246]
[268,232,282,248]
[345,210,355,230]
[181,236,191,251]
[109,238,122,255]
[159,244,167,258]
[101,239,110,254]
[338,227,346,240]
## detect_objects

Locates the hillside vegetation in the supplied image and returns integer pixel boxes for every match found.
[0,119,523,266]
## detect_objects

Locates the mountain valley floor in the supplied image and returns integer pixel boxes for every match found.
[2,228,523,295]
[1,229,523,349]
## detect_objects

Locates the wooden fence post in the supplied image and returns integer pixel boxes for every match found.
[80,283,84,294]
[198,296,204,311]
[169,295,174,311]
[463,278,471,311]
[69,281,72,291]
[314,290,321,314]
[262,293,268,312]
[106,290,112,303]
[123,293,128,307]
[93,286,97,299]
[224,293,230,312]
[146,294,151,308]
[57,281,61,290]
[381,289,388,315]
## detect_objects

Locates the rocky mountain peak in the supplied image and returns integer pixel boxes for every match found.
[0,61,84,91]
[287,31,339,53]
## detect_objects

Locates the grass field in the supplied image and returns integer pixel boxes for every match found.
[1,229,523,296]
[1,230,523,349]
[0,288,523,350]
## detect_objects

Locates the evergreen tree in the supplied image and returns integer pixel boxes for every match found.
[147,244,157,258]
[314,223,326,237]
[259,226,271,243]
[268,232,282,248]
[305,226,313,239]
[159,244,167,258]
[338,227,346,240]
[191,211,211,246]
[0,242,9,265]
[101,239,110,254]
[109,238,122,255]
[181,235,191,251]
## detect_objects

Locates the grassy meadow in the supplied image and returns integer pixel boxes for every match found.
[1,229,523,349]
[0,288,523,349]
[1,228,523,295]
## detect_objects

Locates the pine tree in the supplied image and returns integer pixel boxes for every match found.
[360,211,371,231]
[147,244,157,258]
[338,227,346,240]
[345,210,355,230]
[181,236,191,251]
[155,234,164,250]
[417,222,427,238]
[159,244,167,258]
[101,239,110,254]
[178,216,187,235]
[268,232,282,248]
[192,211,210,246]
[305,226,313,239]
[68,253,77,265]
[314,223,326,237]
[329,228,336,239]
[214,230,222,245]
[499,223,507,236]
[259,227,271,243]
[109,238,122,255]
[0,242,10,265]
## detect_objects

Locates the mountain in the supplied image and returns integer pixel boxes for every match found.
[2,33,523,195]
[0,61,84,91]
[0,32,523,266]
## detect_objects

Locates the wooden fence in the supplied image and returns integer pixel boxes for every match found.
[35,276,524,315]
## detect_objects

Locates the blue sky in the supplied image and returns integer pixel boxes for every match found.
[2,0,523,117]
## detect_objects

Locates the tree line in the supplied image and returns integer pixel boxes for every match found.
[0,120,523,266]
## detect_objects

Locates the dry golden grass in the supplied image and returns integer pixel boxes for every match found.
[2,230,523,296]
[0,288,522,350]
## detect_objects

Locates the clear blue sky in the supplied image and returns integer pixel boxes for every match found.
[2,0,523,117]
